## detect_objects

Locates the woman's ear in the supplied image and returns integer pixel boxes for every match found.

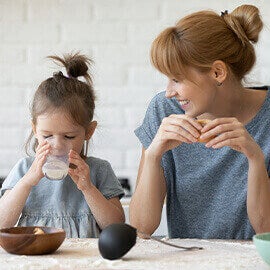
[85,121,97,140]
[211,60,227,86]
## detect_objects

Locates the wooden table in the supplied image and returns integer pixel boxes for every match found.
[0,238,268,269]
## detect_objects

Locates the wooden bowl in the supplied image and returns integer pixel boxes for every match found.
[0,226,66,255]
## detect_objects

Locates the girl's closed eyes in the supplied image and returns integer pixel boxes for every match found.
[42,135,76,140]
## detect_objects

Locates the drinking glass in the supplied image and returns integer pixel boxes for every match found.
[42,138,72,180]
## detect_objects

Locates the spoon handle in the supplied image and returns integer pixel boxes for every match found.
[138,232,203,251]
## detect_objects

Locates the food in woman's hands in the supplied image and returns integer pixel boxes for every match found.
[196,119,215,143]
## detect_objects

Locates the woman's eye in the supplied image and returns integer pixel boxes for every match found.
[65,136,75,139]
[172,79,179,83]
[43,135,52,139]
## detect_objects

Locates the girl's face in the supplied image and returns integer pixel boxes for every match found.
[165,68,217,118]
[33,110,95,154]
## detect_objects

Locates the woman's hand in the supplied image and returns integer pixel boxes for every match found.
[148,114,202,158]
[200,117,262,160]
[68,150,93,191]
[26,140,50,186]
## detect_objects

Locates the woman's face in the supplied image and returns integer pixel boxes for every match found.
[33,110,87,154]
[166,67,217,118]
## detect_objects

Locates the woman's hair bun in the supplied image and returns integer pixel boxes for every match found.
[226,5,263,44]
[48,52,93,83]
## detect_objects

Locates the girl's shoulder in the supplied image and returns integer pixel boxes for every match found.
[84,156,114,174]
[85,156,111,167]
[10,156,34,174]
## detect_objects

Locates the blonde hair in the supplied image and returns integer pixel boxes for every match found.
[26,52,95,158]
[151,5,263,81]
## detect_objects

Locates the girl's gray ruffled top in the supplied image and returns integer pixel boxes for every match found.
[1,156,124,238]
[135,86,270,239]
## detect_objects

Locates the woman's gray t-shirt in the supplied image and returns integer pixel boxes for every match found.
[135,87,270,239]
[1,156,124,238]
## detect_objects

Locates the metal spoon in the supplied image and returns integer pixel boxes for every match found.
[138,232,203,251]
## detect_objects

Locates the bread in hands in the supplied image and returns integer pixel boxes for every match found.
[196,119,215,143]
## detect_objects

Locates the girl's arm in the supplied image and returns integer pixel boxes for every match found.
[0,141,50,228]
[200,117,270,232]
[129,147,167,236]
[81,186,124,229]
[68,150,125,230]
[0,177,33,228]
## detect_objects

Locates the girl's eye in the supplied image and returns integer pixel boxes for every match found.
[43,135,52,139]
[65,136,75,139]
[172,79,179,83]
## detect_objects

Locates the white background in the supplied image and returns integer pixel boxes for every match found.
[0,0,270,193]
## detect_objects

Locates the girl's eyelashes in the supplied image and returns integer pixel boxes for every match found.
[65,136,75,139]
[42,135,75,139]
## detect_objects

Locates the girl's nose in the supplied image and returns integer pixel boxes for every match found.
[51,138,62,150]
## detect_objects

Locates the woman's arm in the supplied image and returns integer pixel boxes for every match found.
[200,117,270,232]
[129,147,167,236]
[246,153,270,233]
[130,115,201,236]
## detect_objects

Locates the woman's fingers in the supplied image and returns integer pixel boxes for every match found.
[163,125,197,142]
[201,117,240,133]
[205,129,242,148]
[161,115,201,142]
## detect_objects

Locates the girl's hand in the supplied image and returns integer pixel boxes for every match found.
[68,150,93,192]
[26,140,50,186]
[148,114,202,158]
[199,117,262,160]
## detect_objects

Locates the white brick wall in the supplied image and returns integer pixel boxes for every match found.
[0,0,270,192]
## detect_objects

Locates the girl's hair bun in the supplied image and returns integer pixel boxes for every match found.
[48,52,93,84]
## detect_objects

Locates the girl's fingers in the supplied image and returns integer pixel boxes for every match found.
[68,156,82,167]
[36,143,50,155]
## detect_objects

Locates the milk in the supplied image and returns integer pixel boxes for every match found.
[41,138,71,180]
[42,157,69,180]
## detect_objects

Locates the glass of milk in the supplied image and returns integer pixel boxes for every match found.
[42,138,72,180]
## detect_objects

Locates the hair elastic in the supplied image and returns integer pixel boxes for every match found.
[221,10,228,17]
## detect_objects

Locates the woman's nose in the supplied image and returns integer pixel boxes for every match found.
[165,87,177,98]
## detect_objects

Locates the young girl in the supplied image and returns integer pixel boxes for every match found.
[0,53,125,238]
[130,5,270,239]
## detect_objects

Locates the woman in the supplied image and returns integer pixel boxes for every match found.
[130,5,270,239]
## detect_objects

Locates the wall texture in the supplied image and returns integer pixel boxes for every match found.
[0,0,270,191]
